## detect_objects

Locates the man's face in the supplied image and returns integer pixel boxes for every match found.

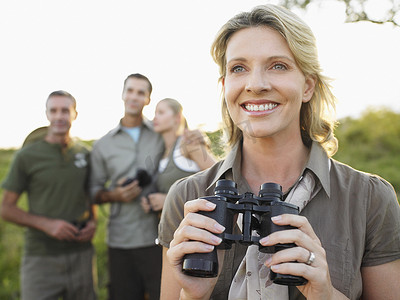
[46,96,77,136]
[122,78,151,116]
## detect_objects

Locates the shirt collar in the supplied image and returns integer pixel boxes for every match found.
[206,140,331,198]
[206,141,242,192]
[109,116,153,136]
[305,141,331,198]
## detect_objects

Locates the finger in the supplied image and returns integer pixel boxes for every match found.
[181,210,225,234]
[183,198,216,217]
[265,247,313,267]
[270,214,321,245]
[64,222,80,235]
[168,240,215,266]
[270,256,329,285]
[260,228,316,251]
[270,261,314,282]
[174,215,225,245]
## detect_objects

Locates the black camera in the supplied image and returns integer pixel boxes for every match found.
[182,179,307,286]
[121,169,152,188]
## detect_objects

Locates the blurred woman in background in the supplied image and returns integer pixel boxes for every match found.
[141,98,216,213]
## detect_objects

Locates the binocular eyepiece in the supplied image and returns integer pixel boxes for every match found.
[182,179,307,286]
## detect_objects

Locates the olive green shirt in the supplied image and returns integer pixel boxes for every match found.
[90,118,164,248]
[158,141,400,300]
[2,140,92,255]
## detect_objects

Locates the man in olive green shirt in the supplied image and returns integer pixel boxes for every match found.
[1,90,96,300]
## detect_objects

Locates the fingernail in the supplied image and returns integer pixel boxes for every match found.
[214,223,225,232]
[212,235,222,244]
[206,202,216,209]
[271,215,282,222]
[259,236,269,244]
[271,264,280,271]
[265,257,272,267]
[204,244,214,251]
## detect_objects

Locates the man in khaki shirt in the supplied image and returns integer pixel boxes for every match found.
[90,73,164,300]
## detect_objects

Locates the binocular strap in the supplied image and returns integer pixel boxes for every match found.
[228,170,321,299]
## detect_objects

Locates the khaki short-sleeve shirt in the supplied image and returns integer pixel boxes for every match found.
[158,141,400,300]
[90,119,164,248]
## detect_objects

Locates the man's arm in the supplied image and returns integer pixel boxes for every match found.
[93,181,142,204]
[89,142,142,204]
[1,189,79,240]
[361,259,400,300]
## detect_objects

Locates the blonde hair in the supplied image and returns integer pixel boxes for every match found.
[211,4,338,156]
[158,98,188,132]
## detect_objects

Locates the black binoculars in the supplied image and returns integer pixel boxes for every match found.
[182,179,307,286]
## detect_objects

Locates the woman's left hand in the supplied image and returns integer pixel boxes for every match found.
[260,214,347,300]
[147,193,167,212]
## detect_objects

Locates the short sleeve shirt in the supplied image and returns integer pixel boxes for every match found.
[2,140,91,255]
[158,141,400,300]
[90,118,164,248]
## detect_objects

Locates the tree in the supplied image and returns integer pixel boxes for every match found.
[333,107,400,195]
[280,0,400,27]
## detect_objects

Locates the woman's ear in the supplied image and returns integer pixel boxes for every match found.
[302,75,317,103]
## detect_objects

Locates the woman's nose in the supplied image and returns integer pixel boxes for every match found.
[245,69,271,94]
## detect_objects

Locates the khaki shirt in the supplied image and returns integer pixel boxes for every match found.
[91,118,164,248]
[158,141,400,300]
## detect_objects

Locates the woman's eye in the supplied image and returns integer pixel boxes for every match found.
[272,63,287,70]
[232,65,245,73]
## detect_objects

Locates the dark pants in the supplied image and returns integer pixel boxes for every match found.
[108,245,162,300]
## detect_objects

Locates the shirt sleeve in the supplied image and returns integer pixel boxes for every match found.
[1,150,27,194]
[89,141,108,199]
[157,179,187,248]
[362,175,400,267]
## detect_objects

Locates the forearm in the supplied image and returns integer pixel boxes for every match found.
[94,189,118,204]
[1,201,52,232]
[191,145,216,170]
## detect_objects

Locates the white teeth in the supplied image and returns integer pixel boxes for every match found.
[245,103,277,112]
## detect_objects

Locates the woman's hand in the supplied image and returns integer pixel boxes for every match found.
[166,198,225,300]
[147,193,167,211]
[260,214,348,300]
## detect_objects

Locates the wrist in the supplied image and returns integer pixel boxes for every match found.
[179,289,209,300]
[95,190,116,204]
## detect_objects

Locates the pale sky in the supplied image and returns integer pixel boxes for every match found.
[1,0,399,149]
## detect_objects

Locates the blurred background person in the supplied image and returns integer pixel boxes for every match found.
[90,73,164,300]
[141,98,216,213]
[1,90,96,300]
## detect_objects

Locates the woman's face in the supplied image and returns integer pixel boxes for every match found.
[223,26,315,142]
[153,101,178,133]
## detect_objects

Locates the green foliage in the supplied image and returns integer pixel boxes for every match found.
[205,128,226,159]
[333,107,400,195]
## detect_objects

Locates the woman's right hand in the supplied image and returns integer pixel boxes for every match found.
[166,198,225,300]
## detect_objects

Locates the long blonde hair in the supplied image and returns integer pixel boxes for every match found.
[211,4,338,156]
